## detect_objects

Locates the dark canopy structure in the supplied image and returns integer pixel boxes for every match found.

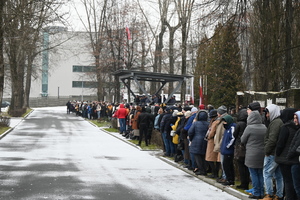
[113,70,193,103]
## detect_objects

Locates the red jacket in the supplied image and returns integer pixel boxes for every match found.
[116,104,128,119]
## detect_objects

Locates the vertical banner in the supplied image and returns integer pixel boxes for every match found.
[199,76,203,105]
[125,26,131,40]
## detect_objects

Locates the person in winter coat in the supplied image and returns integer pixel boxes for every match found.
[205,109,220,178]
[115,104,128,135]
[220,115,236,186]
[183,107,198,169]
[188,110,209,175]
[172,112,185,162]
[214,105,228,183]
[241,110,267,199]
[287,111,300,200]
[275,108,298,200]
[233,108,249,190]
[160,108,174,156]
[131,106,142,139]
[154,108,163,130]
[106,103,113,120]
[260,104,284,200]
[145,107,155,145]
[137,107,151,146]
[180,110,192,169]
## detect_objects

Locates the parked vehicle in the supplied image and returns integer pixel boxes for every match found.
[1,101,10,108]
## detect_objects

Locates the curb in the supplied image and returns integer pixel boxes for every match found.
[158,156,249,200]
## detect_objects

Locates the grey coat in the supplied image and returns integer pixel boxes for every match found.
[241,110,267,168]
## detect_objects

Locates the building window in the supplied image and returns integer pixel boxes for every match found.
[73,65,83,72]
[73,65,96,72]
[83,66,96,72]
[72,81,97,88]
[72,81,83,87]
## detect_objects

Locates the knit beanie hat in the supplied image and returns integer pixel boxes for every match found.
[191,107,198,113]
[217,105,227,115]
[247,102,261,111]
[209,109,218,118]
[185,111,192,117]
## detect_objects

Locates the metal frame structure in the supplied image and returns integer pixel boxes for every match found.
[113,70,193,103]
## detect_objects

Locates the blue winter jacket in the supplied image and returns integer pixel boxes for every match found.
[220,115,236,155]
[188,111,209,155]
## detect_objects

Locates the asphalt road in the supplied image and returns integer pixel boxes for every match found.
[0,107,241,200]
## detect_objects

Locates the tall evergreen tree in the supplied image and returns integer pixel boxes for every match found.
[198,21,243,108]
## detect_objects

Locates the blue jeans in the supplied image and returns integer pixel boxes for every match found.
[119,118,126,134]
[162,132,170,156]
[263,155,283,197]
[97,111,101,119]
[291,164,300,199]
[162,132,175,156]
[249,168,264,197]
[189,152,196,169]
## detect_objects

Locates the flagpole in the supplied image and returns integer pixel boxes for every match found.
[199,76,203,105]
[190,77,194,104]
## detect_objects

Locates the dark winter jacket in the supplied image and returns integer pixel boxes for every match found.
[287,111,300,160]
[264,104,283,156]
[220,115,236,155]
[160,112,172,139]
[233,109,248,160]
[275,108,299,165]
[137,109,150,129]
[188,111,209,155]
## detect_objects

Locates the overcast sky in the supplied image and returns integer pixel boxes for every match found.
[57,0,160,32]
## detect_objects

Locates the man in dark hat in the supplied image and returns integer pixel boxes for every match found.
[247,102,265,124]
[247,102,261,115]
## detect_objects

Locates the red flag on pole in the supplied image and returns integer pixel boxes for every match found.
[199,76,203,105]
[125,27,131,40]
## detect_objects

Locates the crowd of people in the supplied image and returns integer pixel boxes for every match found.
[66,99,300,200]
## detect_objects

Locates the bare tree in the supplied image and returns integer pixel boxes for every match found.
[175,0,195,102]
[0,0,6,113]
[3,0,67,116]
[164,3,181,93]
[75,0,109,101]
[137,0,170,94]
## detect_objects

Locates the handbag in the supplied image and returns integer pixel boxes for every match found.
[170,130,176,136]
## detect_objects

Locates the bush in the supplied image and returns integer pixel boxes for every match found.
[111,118,118,129]
[0,116,10,127]
[150,129,164,149]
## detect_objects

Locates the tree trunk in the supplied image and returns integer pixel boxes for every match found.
[9,59,25,117]
[24,54,33,108]
[181,20,187,102]
[284,0,293,90]
[0,0,5,113]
